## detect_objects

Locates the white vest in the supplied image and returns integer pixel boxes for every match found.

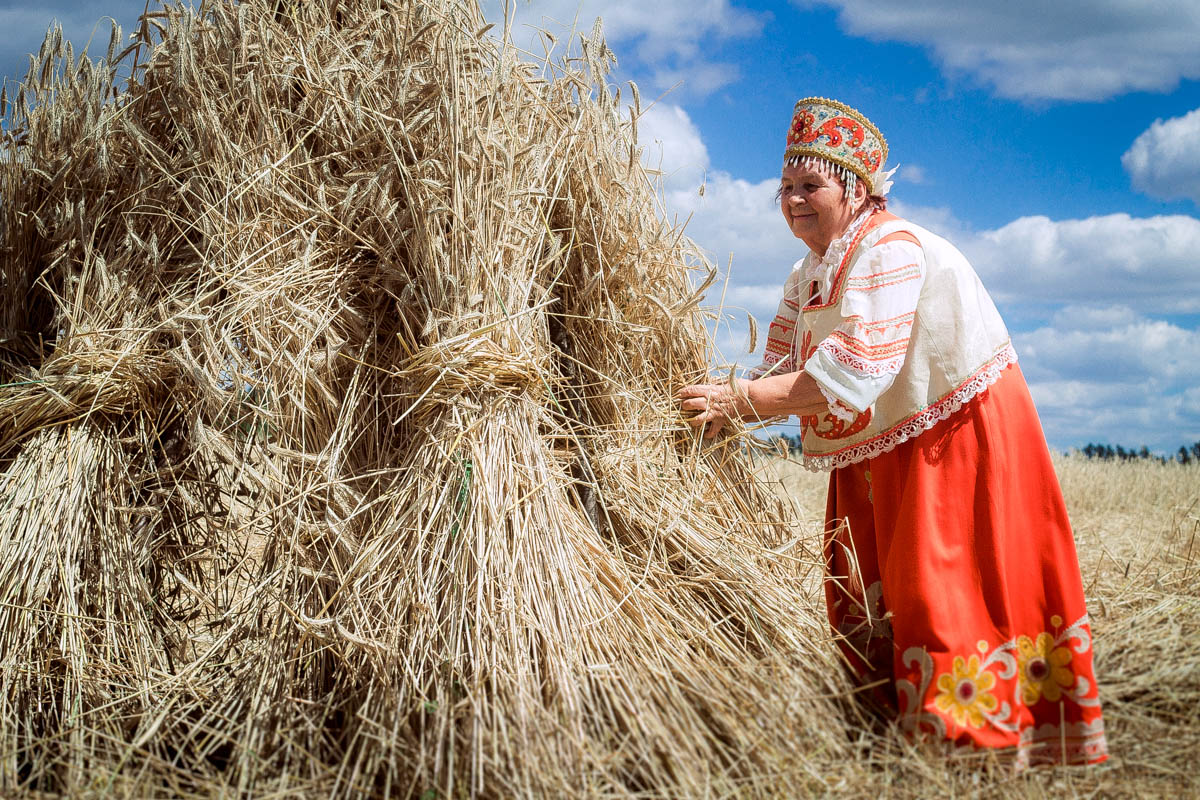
[796,215,1016,470]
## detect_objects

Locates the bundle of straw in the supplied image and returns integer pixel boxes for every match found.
[0,1,856,796]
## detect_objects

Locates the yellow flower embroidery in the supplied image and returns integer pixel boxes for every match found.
[1016,632,1074,704]
[934,654,998,729]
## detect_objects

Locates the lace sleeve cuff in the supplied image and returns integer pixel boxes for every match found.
[804,347,897,417]
[816,383,859,423]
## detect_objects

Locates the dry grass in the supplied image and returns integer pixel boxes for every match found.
[758,453,1200,798]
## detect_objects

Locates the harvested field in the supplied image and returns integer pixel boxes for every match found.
[0,0,1195,796]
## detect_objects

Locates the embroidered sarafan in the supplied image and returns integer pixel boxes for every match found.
[898,615,1108,767]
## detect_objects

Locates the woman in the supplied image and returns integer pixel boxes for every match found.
[679,97,1107,766]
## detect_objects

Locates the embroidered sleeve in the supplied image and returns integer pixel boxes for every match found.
[804,235,925,414]
[747,265,804,379]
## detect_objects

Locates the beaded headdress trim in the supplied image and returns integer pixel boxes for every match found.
[784,97,892,196]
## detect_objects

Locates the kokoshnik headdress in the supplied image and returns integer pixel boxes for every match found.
[784,97,895,199]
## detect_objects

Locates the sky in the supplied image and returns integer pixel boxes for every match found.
[3,1,1199,453]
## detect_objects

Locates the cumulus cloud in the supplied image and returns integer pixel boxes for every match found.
[1018,315,1200,386]
[631,106,800,361]
[635,104,795,275]
[638,103,710,190]
[795,0,1200,101]
[663,172,801,307]
[1122,107,1200,205]
[1047,304,1140,331]
[897,165,928,185]
[483,0,763,97]
[569,0,762,61]
[961,213,1200,314]
[1014,313,1200,449]
[667,169,802,362]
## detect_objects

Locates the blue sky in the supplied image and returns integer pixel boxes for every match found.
[3,1,1199,452]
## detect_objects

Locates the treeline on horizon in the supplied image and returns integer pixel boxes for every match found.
[768,434,1200,466]
[1078,441,1200,465]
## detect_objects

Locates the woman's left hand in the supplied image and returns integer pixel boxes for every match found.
[677,380,749,439]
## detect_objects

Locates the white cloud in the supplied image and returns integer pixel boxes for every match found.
[635,105,799,302]
[961,213,1200,314]
[665,171,800,303]
[1048,304,1140,331]
[1017,316,1200,386]
[636,133,800,362]
[795,0,1200,101]
[638,103,710,190]
[675,170,803,366]
[898,165,928,185]
[1122,107,1200,205]
[1015,313,1200,449]
[647,62,742,97]
[484,0,762,97]
[581,0,761,61]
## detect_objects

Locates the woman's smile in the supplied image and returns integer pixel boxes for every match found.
[778,163,863,256]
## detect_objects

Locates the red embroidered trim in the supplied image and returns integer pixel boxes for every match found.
[847,275,922,293]
[845,262,921,284]
[818,337,907,377]
[802,211,903,312]
[846,266,922,293]
[799,343,1019,471]
[826,328,911,356]
[802,403,874,440]
[851,311,916,334]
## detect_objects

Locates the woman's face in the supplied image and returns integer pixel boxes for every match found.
[779,164,866,256]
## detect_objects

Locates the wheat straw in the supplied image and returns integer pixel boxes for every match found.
[0,1,856,796]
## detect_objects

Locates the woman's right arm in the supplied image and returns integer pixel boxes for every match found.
[743,369,828,420]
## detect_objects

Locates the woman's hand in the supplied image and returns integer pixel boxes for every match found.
[677,380,750,439]
[677,370,830,439]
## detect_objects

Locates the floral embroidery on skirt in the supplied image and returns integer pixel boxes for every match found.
[823,365,1108,766]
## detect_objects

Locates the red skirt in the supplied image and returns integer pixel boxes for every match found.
[823,364,1108,766]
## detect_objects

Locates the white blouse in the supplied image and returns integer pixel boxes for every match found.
[751,219,926,422]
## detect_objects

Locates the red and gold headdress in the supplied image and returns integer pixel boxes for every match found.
[784,97,893,197]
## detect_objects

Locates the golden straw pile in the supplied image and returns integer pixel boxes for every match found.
[0,1,859,796]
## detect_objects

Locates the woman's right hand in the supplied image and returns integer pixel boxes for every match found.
[676,381,749,439]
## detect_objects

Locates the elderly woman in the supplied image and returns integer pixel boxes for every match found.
[679,98,1107,766]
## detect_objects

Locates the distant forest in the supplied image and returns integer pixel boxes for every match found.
[1079,441,1200,465]
[770,434,1200,465]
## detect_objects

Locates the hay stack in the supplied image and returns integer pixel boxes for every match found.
[0,1,854,796]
